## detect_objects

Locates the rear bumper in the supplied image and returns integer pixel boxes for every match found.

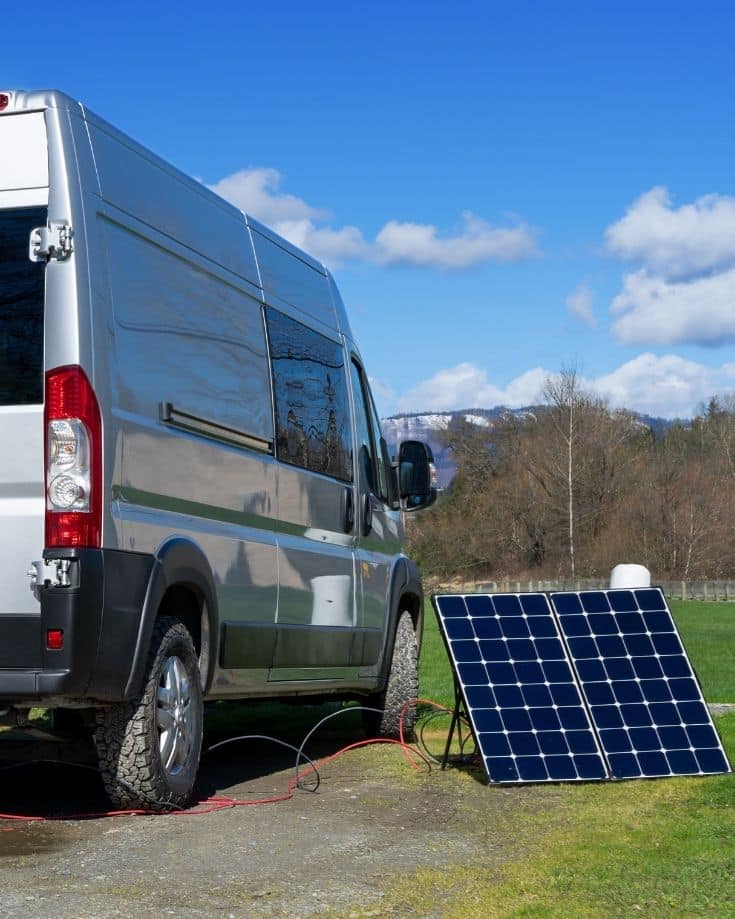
[0,548,154,704]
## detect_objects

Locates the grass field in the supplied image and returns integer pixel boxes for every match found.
[408,596,735,918]
[380,713,735,918]
[419,597,735,707]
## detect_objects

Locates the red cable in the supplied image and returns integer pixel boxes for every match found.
[0,703,436,823]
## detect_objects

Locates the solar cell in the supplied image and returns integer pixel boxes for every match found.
[550,587,731,779]
[432,593,608,784]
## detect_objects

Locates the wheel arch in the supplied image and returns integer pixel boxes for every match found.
[124,537,219,698]
[375,556,424,692]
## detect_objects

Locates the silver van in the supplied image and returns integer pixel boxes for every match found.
[0,89,436,810]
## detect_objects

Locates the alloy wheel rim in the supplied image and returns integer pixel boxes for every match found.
[155,654,194,777]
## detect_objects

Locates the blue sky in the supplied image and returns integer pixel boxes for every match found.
[5,1,735,417]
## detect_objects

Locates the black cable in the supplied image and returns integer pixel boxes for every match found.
[0,701,430,816]
[293,705,385,792]
[416,709,473,763]
[207,733,320,791]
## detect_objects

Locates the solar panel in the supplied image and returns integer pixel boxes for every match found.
[432,593,608,784]
[432,588,731,785]
[551,587,731,780]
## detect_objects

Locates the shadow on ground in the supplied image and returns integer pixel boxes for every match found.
[0,701,384,822]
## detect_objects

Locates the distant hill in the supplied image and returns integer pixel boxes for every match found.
[381,407,678,487]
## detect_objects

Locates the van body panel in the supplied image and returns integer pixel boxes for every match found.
[85,118,262,293]
[248,220,340,334]
[326,272,354,344]
[104,217,272,441]
[0,407,45,616]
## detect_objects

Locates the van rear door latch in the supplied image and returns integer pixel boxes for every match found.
[29,223,74,262]
[27,559,76,597]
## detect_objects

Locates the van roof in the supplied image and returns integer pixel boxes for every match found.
[0,89,353,340]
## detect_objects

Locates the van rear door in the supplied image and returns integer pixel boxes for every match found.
[0,109,49,625]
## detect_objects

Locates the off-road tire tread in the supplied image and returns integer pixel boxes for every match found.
[93,617,202,812]
[367,611,418,740]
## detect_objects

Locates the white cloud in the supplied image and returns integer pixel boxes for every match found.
[210,168,538,271]
[367,375,395,413]
[396,356,735,419]
[375,212,538,270]
[611,268,735,346]
[605,187,735,347]
[396,363,547,413]
[591,353,735,418]
[209,168,326,224]
[209,168,366,267]
[605,186,735,279]
[566,283,596,327]
[273,219,367,263]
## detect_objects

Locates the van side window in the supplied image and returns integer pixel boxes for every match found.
[266,308,352,482]
[350,359,390,502]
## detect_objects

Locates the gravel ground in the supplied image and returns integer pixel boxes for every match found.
[3,705,730,918]
[0,711,529,918]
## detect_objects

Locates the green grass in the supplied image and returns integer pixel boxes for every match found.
[420,597,735,707]
[670,601,735,703]
[380,713,735,918]
[408,595,735,915]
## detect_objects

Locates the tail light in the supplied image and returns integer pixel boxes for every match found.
[45,366,102,548]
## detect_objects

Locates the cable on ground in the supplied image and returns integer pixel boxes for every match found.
[0,701,446,823]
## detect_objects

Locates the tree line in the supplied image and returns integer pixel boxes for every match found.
[406,370,735,582]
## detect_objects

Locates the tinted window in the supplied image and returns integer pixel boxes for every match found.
[266,308,352,482]
[350,359,390,502]
[0,207,45,404]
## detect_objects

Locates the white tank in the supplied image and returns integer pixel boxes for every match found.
[610,564,651,589]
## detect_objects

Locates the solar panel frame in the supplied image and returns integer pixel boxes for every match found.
[550,587,731,780]
[432,592,609,784]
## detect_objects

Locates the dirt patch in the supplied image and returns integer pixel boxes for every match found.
[0,708,541,918]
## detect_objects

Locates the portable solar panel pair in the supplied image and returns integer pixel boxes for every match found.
[432,588,731,784]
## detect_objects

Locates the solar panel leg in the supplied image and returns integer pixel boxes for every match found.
[441,679,465,771]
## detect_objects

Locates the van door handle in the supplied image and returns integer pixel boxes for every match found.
[342,486,355,533]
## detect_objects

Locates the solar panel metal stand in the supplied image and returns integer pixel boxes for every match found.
[440,677,474,772]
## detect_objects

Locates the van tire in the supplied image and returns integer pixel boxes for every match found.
[363,611,418,740]
[93,617,203,812]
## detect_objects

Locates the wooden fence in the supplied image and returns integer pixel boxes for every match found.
[432,578,735,602]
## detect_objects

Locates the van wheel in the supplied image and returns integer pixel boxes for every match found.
[93,617,203,812]
[363,611,418,740]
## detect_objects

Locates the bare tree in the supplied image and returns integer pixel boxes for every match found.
[541,368,586,578]
[408,383,735,584]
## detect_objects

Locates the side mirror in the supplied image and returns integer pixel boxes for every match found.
[397,440,437,511]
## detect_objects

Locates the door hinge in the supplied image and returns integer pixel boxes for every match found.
[29,223,74,262]
[28,558,75,597]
